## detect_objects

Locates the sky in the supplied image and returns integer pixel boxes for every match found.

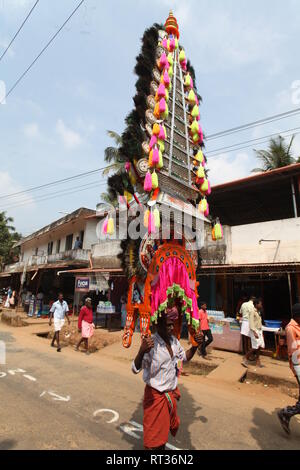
[0,0,300,234]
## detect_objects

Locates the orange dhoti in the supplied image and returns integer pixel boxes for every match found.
[143,384,181,449]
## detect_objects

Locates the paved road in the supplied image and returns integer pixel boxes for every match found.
[0,326,299,450]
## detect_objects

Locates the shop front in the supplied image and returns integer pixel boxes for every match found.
[198,264,300,356]
[57,268,128,330]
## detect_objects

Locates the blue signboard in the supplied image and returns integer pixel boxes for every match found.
[75,277,90,292]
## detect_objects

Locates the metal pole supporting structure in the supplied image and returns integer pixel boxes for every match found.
[291,177,298,219]
[287,273,293,317]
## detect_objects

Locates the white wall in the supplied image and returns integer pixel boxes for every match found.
[20,218,98,262]
[228,218,300,265]
[83,219,100,250]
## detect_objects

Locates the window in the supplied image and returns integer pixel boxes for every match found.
[65,234,73,251]
[56,240,61,254]
[80,230,84,244]
[47,242,53,255]
[35,248,38,256]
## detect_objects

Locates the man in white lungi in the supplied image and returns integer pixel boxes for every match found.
[240,296,256,355]
[49,293,70,352]
[242,298,265,368]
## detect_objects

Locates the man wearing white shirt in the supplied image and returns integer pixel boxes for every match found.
[49,293,70,352]
[132,306,202,450]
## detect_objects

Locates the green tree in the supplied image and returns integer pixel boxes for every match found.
[102,131,126,177]
[252,135,297,172]
[0,212,21,268]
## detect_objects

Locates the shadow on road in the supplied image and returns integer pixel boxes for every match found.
[120,384,206,450]
[0,439,17,450]
[250,406,300,450]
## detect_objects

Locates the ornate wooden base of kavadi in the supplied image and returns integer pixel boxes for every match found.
[102,12,223,348]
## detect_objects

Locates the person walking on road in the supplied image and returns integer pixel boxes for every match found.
[132,306,203,450]
[242,298,265,368]
[198,301,213,359]
[277,304,300,435]
[49,293,70,352]
[75,298,94,355]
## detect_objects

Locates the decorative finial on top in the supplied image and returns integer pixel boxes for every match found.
[164,11,180,39]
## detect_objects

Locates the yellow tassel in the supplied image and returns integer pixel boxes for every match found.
[154,208,160,228]
[144,209,150,228]
[197,167,205,179]
[195,150,204,163]
[157,151,163,169]
[107,218,114,235]
[158,139,165,153]
[152,171,158,189]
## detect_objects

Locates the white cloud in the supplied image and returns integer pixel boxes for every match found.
[23,122,40,139]
[56,119,83,150]
[0,171,35,213]
[209,152,251,186]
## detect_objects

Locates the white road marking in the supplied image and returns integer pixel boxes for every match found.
[120,423,142,440]
[23,375,37,382]
[40,391,70,402]
[8,369,26,375]
[93,409,120,424]
[121,420,181,450]
[47,391,70,402]
[0,372,7,378]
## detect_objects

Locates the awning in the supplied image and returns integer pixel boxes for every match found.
[199,263,300,276]
[57,268,124,276]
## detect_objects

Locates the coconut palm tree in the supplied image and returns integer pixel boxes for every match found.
[252,135,297,173]
[102,131,126,176]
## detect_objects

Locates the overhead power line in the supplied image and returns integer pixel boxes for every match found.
[0,166,106,200]
[0,0,85,105]
[0,0,40,63]
[207,130,300,159]
[206,125,300,156]
[1,181,107,211]
[205,107,300,141]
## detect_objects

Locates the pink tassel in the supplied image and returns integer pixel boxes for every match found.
[149,135,157,150]
[152,147,159,165]
[190,77,194,89]
[102,218,108,235]
[198,127,204,144]
[158,125,166,141]
[148,211,156,234]
[207,181,211,196]
[159,98,166,114]
[162,37,168,49]
[163,70,170,87]
[169,38,175,52]
[157,83,166,98]
[125,162,131,172]
[195,95,199,106]
[159,53,168,69]
[144,172,153,192]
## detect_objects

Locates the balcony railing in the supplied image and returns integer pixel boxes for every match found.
[3,249,90,272]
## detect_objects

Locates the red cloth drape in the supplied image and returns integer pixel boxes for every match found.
[143,385,180,449]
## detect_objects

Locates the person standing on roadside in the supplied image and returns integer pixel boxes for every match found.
[240,295,256,355]
[49,293,70,352]
[277,304,300,435]
[242,298,265,368]
[75,298,94,355]
[197,301,213,359]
